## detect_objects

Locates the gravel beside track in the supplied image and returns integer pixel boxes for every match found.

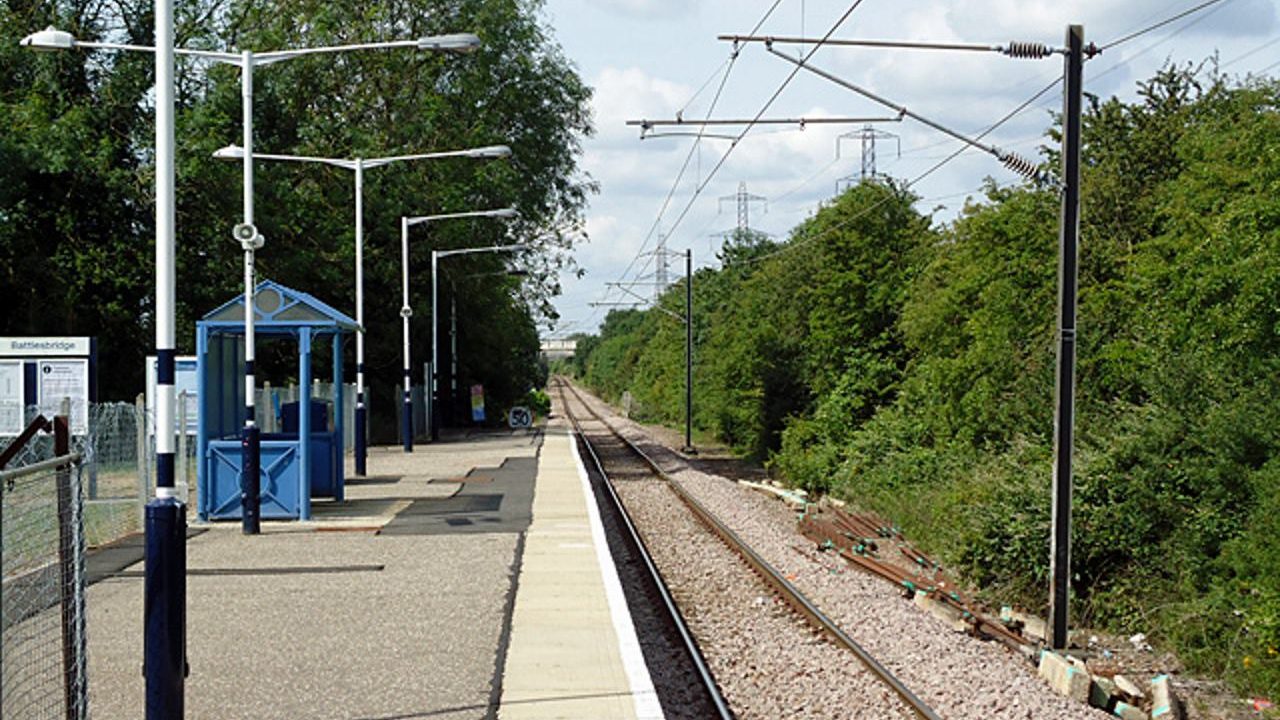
[561,388,916,720]
[566,380,1109,720]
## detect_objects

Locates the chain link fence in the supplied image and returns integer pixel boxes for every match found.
[1,418,88,720]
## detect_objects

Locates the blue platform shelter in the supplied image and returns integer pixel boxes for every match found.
[196,280,356,521]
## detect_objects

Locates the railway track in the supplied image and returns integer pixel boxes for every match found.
[554,377,942,720]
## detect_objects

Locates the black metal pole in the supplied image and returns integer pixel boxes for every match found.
[683,249,696,454]
[1049,23,1084,651]
[450,289,458,427]
[431,253,440,441]
[54,413,80,720]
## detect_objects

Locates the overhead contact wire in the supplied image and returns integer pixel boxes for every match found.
[602,0,786,300]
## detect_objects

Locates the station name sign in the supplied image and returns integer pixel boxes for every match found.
[0,336,92,356]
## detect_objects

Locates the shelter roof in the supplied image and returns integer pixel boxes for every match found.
[199,280,357,334]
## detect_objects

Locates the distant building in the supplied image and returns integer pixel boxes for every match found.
[539,338,576,361]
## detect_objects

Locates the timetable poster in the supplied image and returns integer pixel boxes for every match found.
[38,359,89,435]
[0,360,23,436]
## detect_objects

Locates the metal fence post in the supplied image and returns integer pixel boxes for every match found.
[177,392,189,503]
[136,393,149,528]
[55,399,86,719]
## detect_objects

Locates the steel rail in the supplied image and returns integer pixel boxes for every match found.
[554,379,734,720]
[557,377,942,720]
[0,452,82,483]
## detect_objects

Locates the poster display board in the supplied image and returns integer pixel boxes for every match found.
[0,337,96,436]
[37,359,89,435]
[470,384,486,423]
[0,360,23,436]
[145,356,199,435]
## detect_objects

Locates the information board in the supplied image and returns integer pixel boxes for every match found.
[470,384,486,423]
[145,356,199,435]
[37,358,89,435]
[0,360,23,436]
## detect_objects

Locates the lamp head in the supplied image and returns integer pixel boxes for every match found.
[491,208,519,220]
[418,33,481,53]
[213,145,245,160]
[21,27,76,51]
[468,145,512,159]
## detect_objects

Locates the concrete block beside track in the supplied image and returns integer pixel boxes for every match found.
[1039,650,1091,703]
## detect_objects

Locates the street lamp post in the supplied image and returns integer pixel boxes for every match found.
[219,36,482,535]
[21,27,483,534]
[22,23,482,714]
[211,146,511,470]
[400,209,519,448]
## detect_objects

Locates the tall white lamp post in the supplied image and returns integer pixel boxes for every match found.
[211,146,511,471]
[400,209,519,448]
[20,26,482,536]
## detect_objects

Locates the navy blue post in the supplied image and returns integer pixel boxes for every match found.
[298,327,313,521]
[240,420,260,534]
[402,369,413,452]
[144,494,186,718]
[332,336,346,501]
[145,1,186,709]
[355,379,367,476]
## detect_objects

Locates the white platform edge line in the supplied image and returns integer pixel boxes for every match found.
[568,427,665,720]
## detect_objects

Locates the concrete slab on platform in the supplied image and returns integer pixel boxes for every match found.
[86,430,540,720]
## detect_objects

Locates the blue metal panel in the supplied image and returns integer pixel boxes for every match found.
[196,327,209,521]
[205,440,300,519]
[298,327,312,521]
[332,335,345,501]
[306,433,336,497]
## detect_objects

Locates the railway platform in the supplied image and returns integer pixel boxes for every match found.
[81,425,658,719]
[498,418,660,719]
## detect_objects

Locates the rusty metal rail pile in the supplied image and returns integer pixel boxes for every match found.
[556,377,942,720]
[800,504,1037,653]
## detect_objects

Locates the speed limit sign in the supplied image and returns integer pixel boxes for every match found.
[508,406,533,428]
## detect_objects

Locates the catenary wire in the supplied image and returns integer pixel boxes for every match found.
[602,0,788,301]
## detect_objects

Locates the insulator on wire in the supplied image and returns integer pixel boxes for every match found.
[998,150,1048,184]
[1002,41,1052,59]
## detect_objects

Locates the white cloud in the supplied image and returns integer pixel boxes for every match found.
[577,0,693,20]
[543,0,1279,336]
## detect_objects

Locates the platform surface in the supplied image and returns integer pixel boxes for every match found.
[82,426,658,719]
[498,420,660,719]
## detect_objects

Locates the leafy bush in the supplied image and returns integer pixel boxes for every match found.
[576,67,1280,699]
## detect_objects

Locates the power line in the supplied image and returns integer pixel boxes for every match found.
[1220,34,1280,69]
[636,0,871,262]
[729,74,1062,269]
[1090,0,1236,83]
[601,0,787,303]
[720,34,1060,58]
[679,57,733,115]
[589,1,1239,330]
[669,1,1235,282]
[1100,0,1233,51]
[767,47,1052,183]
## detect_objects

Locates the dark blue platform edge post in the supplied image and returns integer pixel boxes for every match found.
[145,2,186,714]
[147,353,187,711]
[402,366,413,452]
[355,372,367,475]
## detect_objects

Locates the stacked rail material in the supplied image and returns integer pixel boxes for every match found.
[799,505,1034,652]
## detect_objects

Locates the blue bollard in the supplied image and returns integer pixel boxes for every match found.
[240,425,260,534]
[144,496,187,719]
[402,392,413,453]
[354,402,367,476]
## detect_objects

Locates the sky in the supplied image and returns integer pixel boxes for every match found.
[537,0,1279,339]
